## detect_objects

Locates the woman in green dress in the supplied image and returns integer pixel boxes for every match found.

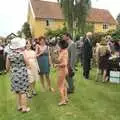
[36,36,54,92]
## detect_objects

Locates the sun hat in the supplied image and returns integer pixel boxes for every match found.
[10,37,26,50]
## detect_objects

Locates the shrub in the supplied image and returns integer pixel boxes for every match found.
[111,27,120,41]
[45,27,67,38]
[92,32,106,46]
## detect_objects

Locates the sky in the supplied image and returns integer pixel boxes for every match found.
[0,0,120,37]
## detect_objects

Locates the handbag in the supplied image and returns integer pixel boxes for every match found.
[110,71,120,83]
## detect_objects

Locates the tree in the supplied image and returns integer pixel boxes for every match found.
[116,13,120,25]
[21,22,32,39]
[57,0,91,36]
[75,0,91,34]
[58,0,74,35]
[17,30,22,37]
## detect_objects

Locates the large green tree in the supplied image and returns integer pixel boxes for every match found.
[75,0,91,34]
[116,13,120,25]
[58,0,74,35]
[58,0,91,36]
[21,22,32,39]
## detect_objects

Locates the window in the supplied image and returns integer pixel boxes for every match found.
[46,19,54,27]
[46,19,50,26]
[103,24,109,30]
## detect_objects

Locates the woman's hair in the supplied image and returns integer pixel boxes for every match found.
[26,40,30,44]
[38,36,46,43]
[37,36,46,45]
[64,32,72,40]
[114,41,120,52]
[34,38,38,44]
[58,40,68,49]
[25,40,32,49]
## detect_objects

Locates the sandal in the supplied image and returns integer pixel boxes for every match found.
[22,107,30,113]
[65,98,69,102]
[58,101,67,106]
[17,107,22,111]
[32,91,37,96]
[49,88,55,92]
[26,93,32,99]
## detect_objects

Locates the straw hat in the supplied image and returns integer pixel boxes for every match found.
[10,37,26,50]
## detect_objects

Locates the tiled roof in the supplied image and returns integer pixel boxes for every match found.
[30,0,116,24]
[87,8,116,24]
[30,0,64,20]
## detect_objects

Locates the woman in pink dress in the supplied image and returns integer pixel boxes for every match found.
[24,41,39,97]
[56,40,69,106]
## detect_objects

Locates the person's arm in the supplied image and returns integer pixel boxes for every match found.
[90,43,93,59]
[70,43,77,71]
[48,47,52,66]
[96,47,100,64]
[58,53,67,67]
[35,45,41,56]
[22,52,30,69]
[58,61,67,67]
[34,52,40,72]
[6,56,10,72]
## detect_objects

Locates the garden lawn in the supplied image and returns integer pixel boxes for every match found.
[0,67,120,120]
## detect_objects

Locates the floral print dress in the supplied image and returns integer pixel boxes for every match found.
[8,51,29,93]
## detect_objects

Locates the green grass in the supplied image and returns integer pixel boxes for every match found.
[0,67,120,120]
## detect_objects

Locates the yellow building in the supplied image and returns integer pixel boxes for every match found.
[87,8,117,33]
[28,0,117,37]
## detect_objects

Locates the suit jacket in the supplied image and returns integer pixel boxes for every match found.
[83,38,92,60]
[68,40,76,71]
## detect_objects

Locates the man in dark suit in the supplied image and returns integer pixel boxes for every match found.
[83,32,93,79]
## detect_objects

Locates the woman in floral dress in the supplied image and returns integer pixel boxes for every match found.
[6,38,30,112]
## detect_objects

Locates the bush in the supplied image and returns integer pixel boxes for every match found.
[45,27,67,38]
[111,28,120,41]
[92,32,106,46]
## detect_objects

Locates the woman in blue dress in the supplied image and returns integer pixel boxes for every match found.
[36,36,54,92]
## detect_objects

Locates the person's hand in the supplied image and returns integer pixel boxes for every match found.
[68,67,75,77]
[54,64,59,68]
[6,69,9,73]
[28,66,31,70]
[49,63,53,68]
